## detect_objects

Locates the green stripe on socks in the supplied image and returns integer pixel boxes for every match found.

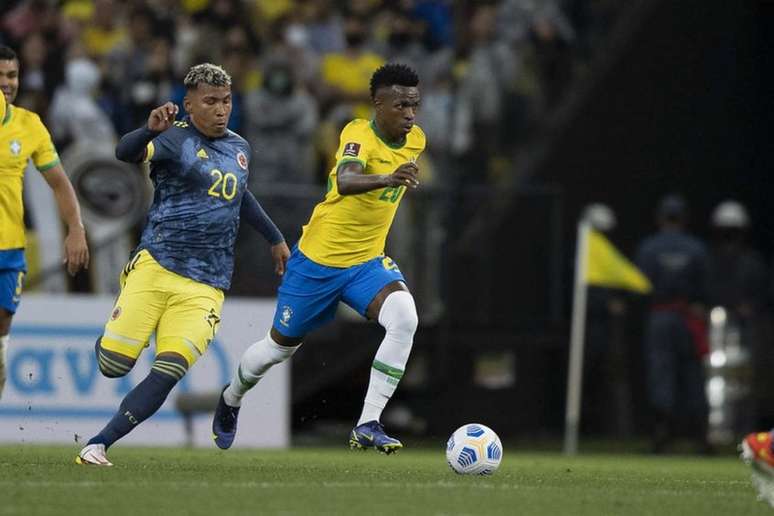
[372,360,404,380]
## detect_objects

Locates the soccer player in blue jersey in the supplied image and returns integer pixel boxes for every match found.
[76,63,290,466]
[213,63,424,453]
[0,46,90,400]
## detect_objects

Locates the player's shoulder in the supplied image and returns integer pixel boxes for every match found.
[342,118,371,135]
[407,124,426,147]
[159,119,191,139]
[339,118,376,146]
[154,119,197,148]
[12,105,46,130]
[224,129,249,148]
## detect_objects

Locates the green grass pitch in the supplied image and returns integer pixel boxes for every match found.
[0,445,769,515]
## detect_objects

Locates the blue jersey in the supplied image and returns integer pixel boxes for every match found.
[635,228,709,305]
[139,117,250,289]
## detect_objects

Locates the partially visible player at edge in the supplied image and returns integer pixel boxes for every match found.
[76,63,290,466]
[0,45,89,400]
[212,63,424,453]
[741,430,774,505]
[742,430,774,473]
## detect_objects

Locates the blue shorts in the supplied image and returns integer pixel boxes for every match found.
[273,247,405,337]
[0,269,25,314]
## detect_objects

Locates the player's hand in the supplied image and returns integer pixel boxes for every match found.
[63,225,89,276]
[386,162,419,189]
[147,102,179,132]
[271,241,291,276]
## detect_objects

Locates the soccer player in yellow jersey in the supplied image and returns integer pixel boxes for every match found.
[0,46,89,399]
[213,63,424,453]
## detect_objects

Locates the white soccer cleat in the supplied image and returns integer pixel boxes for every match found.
[75,444,113,466]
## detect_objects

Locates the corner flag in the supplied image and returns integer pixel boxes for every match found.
[585,229,651,293]
[564,220,651,455]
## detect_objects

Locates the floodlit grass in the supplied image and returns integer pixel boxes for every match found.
[0,445,768,515]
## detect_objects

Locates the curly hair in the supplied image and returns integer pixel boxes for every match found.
[183,63,232,90]
[369,63,419,98]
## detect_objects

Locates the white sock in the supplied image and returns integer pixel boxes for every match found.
[0,335,8,399]
[357,291,418,426]
[223,331,300,407]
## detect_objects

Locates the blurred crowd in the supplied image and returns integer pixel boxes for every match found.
[0,0,624,189]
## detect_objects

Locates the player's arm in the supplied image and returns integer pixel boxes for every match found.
[336,161,419,196]
[115,102,179,163]
[41,164,89,275]
[241,191,290,275]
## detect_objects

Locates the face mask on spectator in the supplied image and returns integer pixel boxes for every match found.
[388,31,412,49]
[265,70,293,96]
[345,31,366,47]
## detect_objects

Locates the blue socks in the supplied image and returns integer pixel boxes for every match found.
[88,367,179,448]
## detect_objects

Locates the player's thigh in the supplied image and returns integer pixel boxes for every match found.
[272,248,346,338]
[156,277,224,368]
[101,250,168,361]
[341,256,406,318]
[0,269,24,316]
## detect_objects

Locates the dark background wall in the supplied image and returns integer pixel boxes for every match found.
[537,0,772,259]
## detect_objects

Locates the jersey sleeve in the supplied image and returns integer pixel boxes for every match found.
[334,121,371,170]
[144,127,180,163]
[29,115,61,172]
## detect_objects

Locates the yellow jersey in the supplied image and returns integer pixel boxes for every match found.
[299,119,426,267]
[0,105,61,250]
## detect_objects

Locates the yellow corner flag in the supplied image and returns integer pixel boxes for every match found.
[584,229,651,293]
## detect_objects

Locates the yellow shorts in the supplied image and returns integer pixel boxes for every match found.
[100,250,224,367]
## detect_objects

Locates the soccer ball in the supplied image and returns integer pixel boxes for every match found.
[445,423,503,475]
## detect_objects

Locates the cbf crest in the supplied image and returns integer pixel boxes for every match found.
[279,305,293,327]
[9,139,21,156]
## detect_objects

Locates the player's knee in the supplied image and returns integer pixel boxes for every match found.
[151,352,189,382]
[95,337,136,378]
[379,291,418,338]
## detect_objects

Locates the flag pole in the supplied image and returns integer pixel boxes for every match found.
[564,219,591,455]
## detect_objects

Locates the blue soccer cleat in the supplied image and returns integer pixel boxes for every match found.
[349,420,403,454]
[212,384,240,450]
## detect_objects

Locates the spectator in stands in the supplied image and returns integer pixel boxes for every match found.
[244,57,318,185]
[2,0,66,47]
[16,31,50,115]
[80,0,127,58]
[378,6,429,73]
[707,201,769,433]
[635,195,712,454]
[453,4,518,182]
[317,13,383,119]
[49,56,116,151]
[497,0,574,46]
[293,0,345,56]
[707,201,768,321]
[106,6,170,132]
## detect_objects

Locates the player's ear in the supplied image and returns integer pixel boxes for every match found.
[372,91,382,109]
[183,94,192,114]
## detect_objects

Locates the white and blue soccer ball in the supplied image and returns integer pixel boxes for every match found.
[446,423,503,475]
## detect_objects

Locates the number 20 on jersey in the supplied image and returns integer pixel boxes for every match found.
[208,169,238,200]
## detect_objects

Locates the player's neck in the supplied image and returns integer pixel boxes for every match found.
[371,119,405,147]
[189,115,223,139]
